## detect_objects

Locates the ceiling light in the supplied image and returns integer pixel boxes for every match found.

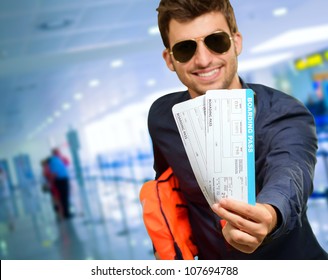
[89,79,100,87]
[273,7,288,17]
[251,24,328,54]
[62,103,71,110]
[110,60,123,68]
[148,26,160,35]
[74,93,83,100]
[146,79,157,87]
[238,53,293,72]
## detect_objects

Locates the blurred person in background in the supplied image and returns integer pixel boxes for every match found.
[41,157,63,219]
[48,148,73,219]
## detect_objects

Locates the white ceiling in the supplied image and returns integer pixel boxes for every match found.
[0,0,328,152]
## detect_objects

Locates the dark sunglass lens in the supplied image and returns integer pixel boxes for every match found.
[205,32,231,54]
[172,40,197,63]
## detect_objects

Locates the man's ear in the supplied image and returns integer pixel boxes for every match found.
[233,32,243,56]
[163,49,175,72]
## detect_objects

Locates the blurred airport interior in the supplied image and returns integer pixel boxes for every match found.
[0,0,328,259]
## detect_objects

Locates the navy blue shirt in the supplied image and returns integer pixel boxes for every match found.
[148,80,328,259]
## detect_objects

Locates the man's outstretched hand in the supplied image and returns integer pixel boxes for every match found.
[211,198,278,254]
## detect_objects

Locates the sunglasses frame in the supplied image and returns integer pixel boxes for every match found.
[169,31,233,63]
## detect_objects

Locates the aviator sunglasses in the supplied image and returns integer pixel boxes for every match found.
[169,31,233,63]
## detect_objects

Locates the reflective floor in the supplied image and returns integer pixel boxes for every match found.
[0,177,327,260]
[0,176,154,260]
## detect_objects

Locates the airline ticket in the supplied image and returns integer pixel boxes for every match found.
[172,95,213,205]
[172,89,255,206]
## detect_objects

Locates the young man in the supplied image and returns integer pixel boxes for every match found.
[147,0,328,259]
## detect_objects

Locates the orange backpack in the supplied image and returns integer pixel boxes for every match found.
[139,167,198,260]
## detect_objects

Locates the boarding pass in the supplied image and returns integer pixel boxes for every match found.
[172,89,255,206]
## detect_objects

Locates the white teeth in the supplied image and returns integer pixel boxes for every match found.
[197,69,218,77]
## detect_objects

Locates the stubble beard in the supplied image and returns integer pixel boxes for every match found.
[172,49,239,98]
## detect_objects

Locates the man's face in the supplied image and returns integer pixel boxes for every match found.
[163,11,243,98]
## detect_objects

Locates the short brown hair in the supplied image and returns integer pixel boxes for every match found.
[157,0,238,48]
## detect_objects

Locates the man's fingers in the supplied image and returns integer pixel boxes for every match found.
[222,224,259,254]
[212,202,257,233]
[214,199,262,223]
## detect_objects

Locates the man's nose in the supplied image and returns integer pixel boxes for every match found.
[193,41,213,66]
